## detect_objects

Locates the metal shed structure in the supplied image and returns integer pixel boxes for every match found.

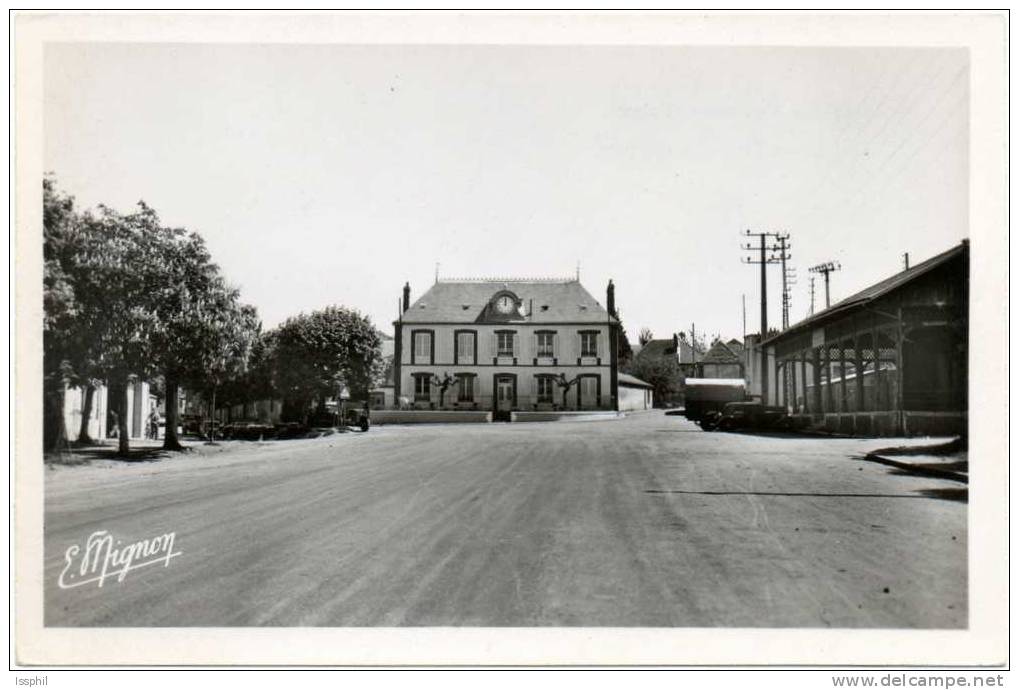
[759,241,969,437]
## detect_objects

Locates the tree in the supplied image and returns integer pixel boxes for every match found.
[631,354,681,408]
[611,307,634,372]
[430,372,459,408]
[42,177,260,456]
[144,223,259,451]
[638,328,653,346]
[189,286,261,440]
[43,177,81,451]
[269,307,383,423]
[68,202,170,455]
[553,373,581,409]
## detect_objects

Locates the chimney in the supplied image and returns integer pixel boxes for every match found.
[673,333,679,350]
[402,282,411,314]
[606,279,615,316]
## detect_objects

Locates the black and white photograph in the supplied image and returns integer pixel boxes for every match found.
[12,11,1008,669]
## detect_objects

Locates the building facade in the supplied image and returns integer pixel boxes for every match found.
[61,379,152,441]
[757,240,968,436]
[695,339,745,379]
[393,278,621,419]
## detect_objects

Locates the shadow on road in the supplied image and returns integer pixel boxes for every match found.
[46,444,188,465]
[645,489,967,502]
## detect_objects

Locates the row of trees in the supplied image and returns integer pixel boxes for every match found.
[44,178,261,455]
[43,178,384,456]
[227,307,384,425]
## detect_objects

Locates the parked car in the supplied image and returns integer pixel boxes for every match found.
[221,422,276,441]
[704,401,789,432]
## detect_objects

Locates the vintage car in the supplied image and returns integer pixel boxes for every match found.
[702,401,789,432]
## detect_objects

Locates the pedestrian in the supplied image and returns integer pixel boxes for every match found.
[148,409,160,440]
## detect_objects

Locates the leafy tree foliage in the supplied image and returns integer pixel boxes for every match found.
[610,307,634,372]
[42,178,260,456]
[630,353,681,408]
[265,307,383,423]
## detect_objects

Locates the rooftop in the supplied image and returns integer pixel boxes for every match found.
[699,340,742,365]
[618,373,654,389]
[399,278,615,324]
[762,240,969,345]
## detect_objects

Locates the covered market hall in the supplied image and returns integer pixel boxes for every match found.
[759,240,968,437]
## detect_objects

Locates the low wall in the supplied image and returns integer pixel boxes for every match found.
[510,411,624,423]
[789,411,967,437]
[371,410,492,425]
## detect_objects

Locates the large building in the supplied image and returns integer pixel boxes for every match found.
[757,240,969,436]
[393,277,622,419]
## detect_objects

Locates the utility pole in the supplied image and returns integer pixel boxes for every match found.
[741,294,746,339]
[808,261,841,309]
[774,234,794,330]
[691,323,697,367]
[808,277,816,316]
[741,230,782,404]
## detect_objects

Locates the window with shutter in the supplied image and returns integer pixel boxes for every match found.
[456,331,475,365]
[497,331,515,357]
[536,332,555,357]
[412,331,433,364]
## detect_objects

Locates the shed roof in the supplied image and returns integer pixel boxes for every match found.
[399,279,615,324]
[762,241,968,346]
[618,373,654,389]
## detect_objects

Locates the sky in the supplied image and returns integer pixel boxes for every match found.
[43,44,969,343]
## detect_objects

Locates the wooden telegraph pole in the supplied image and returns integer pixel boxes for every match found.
[741,230,782,404]
[809,261,842,309]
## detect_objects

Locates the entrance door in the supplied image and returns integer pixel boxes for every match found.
[579,376,599,410]
[497,377,515,412]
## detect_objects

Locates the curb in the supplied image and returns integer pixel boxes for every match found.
[863,452,968,484]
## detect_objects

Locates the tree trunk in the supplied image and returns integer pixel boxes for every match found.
[113,378,130,456]
[208,387,217,442]
[44,378,68,454]
[162,374,184,451]
[77,383,95,444]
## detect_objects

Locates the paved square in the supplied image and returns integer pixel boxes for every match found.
[44,412,966,627]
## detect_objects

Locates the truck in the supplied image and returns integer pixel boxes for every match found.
[683,378,749,429]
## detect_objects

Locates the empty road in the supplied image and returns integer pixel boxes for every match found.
[44,412,966,627]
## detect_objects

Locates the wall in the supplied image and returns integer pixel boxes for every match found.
[63,380,152,440]
[371,410,492,424]
[398,364,611,411]
[700,363,743,379]
[397,323,614,411]
[62,383,108,440]
[400,323,611,365]
[618,384,653,411]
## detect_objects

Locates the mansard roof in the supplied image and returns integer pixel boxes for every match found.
[399,278,616,324]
